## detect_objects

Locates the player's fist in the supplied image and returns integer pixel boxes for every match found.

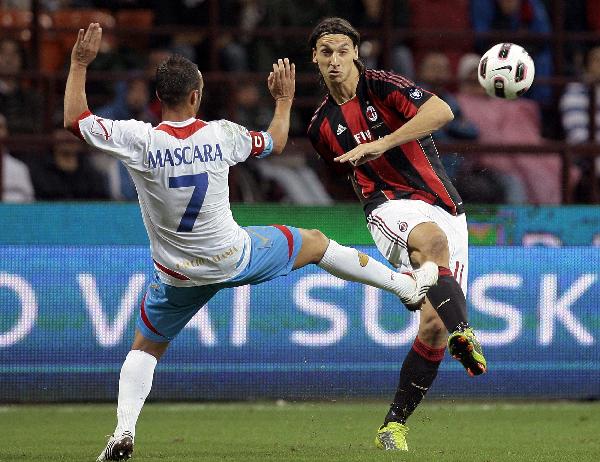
[268,58,295,102]
[71,23,102,67]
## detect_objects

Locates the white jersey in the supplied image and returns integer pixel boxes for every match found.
[72,111,273,287]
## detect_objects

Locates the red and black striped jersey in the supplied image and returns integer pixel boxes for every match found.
[307,69,464,216]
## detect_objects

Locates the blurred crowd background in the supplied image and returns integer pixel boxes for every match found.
[1,0,600,205]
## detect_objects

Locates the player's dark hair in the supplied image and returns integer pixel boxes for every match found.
[309,17,365,74]
[155,54,202,107]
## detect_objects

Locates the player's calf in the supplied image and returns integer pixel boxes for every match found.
[313,239,437,309]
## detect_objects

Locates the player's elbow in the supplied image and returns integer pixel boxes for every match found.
[436,98,454,126]
[269,134,287,156]
[271,141,283,156]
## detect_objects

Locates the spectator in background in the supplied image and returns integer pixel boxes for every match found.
[145,48,172,122]
[560,45,600,202]
[455,53,574,204]
[557,0,587,75]
[248,0,335,73]
[226,81,332,204]
[0,38,43,135]
[95,76,156,200]
[341,0,414,79]
[417,51,479,179]
[152,0,247,71]
[409,0,472,73]
[0,113,34,203]
[30,129,109,200]
[470,0,553,108]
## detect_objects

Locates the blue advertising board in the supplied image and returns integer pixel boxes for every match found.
[1,245,598,402]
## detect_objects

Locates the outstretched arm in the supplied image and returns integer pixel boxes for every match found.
[334,95,454,166]
[266,58,295,155]
[64,23,102,129]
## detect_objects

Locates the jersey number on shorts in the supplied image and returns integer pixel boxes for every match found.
[168,173,209,232]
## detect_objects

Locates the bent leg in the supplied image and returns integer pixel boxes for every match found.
[408,222,468,334]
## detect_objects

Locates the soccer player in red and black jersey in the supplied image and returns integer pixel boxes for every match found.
[307,18,488,451]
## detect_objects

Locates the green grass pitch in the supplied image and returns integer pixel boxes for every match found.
[1,401,599,461]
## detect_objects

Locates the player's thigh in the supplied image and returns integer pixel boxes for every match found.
[228,225,303,285]
[136,272,220,343]
[427,208,469,295]
[367,199,432,271]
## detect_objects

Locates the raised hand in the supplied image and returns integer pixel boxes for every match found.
[267,58,295,102]
[71,22,102,67]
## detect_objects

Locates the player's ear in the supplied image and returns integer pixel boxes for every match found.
[312,49,317,64]
[354,45,359,60]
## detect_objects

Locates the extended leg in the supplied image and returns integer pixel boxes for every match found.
[408,222,486,376]
[294,228,438,307]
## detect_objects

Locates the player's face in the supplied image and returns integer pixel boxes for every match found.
[313,34,358,85]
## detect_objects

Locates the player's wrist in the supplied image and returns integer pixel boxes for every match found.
[70,60,89,70]
[378,135,393,152]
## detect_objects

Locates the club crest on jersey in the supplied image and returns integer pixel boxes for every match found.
[398,221,408,232]
[336,124,347,135]
[90,116,113,140]
[366,105,378,122]
[409,88,423,100]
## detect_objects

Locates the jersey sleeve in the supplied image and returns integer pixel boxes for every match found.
[69,110,151,171]
[366,70,434,119]
[215,119,273,165]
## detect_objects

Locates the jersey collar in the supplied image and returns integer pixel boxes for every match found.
[158,117,199,127]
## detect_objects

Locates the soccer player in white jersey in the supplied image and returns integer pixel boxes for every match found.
[64,24,439,461]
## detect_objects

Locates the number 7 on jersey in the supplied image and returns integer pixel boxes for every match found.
[168,173,209,232]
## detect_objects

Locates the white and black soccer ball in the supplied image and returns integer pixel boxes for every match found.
[477,43,535,99]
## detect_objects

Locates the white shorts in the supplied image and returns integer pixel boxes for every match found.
[367,199,469,294]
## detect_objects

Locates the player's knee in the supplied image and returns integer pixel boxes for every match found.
[417,230,448,262]
[420,315,446,339]
[301,228,329,262]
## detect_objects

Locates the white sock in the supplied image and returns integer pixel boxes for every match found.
[317,239,416,299]
[114,349,157,439]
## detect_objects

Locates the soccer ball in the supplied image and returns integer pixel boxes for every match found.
[477,43,535,99]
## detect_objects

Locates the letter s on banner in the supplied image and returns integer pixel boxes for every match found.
[363,286,418,346]
[470,273,523,346]
[0,273,38,347]
[291,275,348,346]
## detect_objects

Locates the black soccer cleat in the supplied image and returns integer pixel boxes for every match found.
[96,431,134,461]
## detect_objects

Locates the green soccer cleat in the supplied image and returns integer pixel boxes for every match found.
[374,422,409,451]
[448,327,487,377]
